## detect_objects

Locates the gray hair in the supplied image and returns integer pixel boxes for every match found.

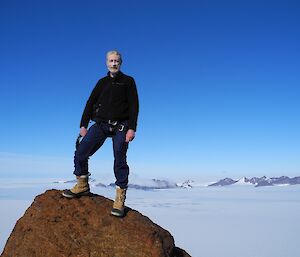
[106,50,122,63]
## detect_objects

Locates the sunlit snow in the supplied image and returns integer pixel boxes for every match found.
[1,177,300,257]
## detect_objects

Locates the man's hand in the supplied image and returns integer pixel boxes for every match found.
[80,127,88,137]
[126,129,135,143]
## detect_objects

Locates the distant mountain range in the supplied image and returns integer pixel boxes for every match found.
[208,176,300,187]
[54,176,300,189]
[55,178,178,190]
[101,179,177,190]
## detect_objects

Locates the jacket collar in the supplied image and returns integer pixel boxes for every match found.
[107,71,123,80]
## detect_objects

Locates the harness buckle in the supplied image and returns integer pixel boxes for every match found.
[118,124,125,132]
[108,120,118,126]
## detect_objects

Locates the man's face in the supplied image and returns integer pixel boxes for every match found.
[106,54,121,74]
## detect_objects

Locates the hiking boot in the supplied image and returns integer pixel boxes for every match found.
[62,174,90,198]
[111,186,127,217]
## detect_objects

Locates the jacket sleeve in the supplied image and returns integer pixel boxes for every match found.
[127,78,139,131]
[80,80,102,128]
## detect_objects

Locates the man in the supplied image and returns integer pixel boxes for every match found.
[63,50,139,217]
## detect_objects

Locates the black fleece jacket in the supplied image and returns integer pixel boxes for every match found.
[80,71,139,131]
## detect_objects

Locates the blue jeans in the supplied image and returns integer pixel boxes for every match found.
[73,121,129,189]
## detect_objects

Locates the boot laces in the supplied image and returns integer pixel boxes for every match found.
[116,189,126,203]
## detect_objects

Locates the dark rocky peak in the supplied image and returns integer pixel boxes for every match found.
[248,176,267,184]
[208,177,238,186]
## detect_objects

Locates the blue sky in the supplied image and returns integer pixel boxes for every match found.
[0,0,299,180]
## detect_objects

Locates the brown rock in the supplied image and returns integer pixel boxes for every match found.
[1,190,191,257]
